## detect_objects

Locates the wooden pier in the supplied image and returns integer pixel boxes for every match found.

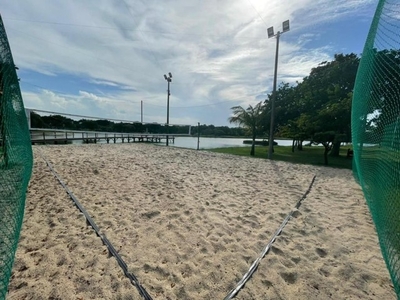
[29,128,180,145]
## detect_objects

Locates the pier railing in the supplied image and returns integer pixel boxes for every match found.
[29,128,189,145]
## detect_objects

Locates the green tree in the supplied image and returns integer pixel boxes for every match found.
[77,119,98,131]
[361,49,400,144]
[228,102,263,156]
[30,111,46,128]
[262,81,316,151]
[41,115,77,129]
[313,131,336,165]
[263,83,302,131]
[263,53,359,158]
[300,53,359,156]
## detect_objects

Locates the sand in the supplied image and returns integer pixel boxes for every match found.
[6,143,395,299]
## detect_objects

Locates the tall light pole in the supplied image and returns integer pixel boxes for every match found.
[141,100,143,123]
[267,20,290,159]
[164,72,172,146]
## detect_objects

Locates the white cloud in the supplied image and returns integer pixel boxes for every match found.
[4,0,376,125]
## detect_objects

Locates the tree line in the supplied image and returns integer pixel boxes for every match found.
[230,50,400,164]
[230,53,359,164]
[30,112,246,136]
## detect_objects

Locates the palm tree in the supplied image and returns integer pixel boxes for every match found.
[228,102,263,156]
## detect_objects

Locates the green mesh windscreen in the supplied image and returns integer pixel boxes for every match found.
[0,15,33,299]
[352,0,400,295]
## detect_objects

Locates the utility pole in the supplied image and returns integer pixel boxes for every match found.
[267,20,290,159]
[164,72,172,146]
[141,100,143,123]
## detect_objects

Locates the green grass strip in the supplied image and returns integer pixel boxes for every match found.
[208,146,353,169]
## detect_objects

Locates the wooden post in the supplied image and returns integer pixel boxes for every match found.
[197,122,200,150]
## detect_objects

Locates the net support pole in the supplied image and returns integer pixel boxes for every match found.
[197,122,200,150]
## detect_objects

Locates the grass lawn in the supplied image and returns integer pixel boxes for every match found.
[209,145,353,169]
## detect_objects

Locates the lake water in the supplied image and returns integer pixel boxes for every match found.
[171,137,295,150]
[68,133,296,149]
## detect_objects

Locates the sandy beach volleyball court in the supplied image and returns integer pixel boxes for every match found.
[7,143,395,299]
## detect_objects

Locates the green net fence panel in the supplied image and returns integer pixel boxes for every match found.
[352,0,400,296]
[0,15,33,299]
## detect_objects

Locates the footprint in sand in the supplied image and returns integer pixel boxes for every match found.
[271,245,285,256]
[280,271,298,284]
[316,247,328,258]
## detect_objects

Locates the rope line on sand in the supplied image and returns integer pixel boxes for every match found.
[224,175,317,300]
[38,152,153,300]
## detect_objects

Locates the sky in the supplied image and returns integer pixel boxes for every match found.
[2,0,377,126]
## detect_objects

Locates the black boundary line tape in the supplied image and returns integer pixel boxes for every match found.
[224,175,317,300]
[38,152,153,300]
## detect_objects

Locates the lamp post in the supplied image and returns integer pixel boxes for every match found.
[164,72,172,146]
[267,20,290,159]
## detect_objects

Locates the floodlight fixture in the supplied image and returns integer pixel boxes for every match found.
[282,20,290,32]
[164,74,168,80]
[267,27,274,38]
[168,72,172,78]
